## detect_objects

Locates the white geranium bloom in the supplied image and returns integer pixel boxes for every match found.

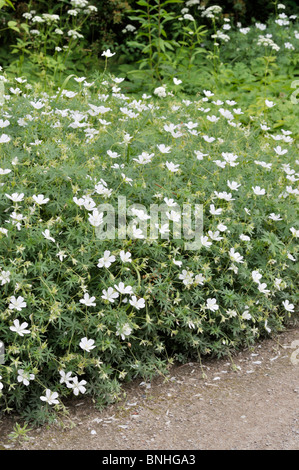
[206,298,219,312]
[0,134,11,143]
[70,377,87,396]
[9,296,26,311]
[10,319,30,336]
[40,389,59,405]
[59,370,74,386]
[290,227,299,238]
[32,194,49,205]
[114,282,133,296]
[79,293,96,307]
[42,229,55,243]
[252,186,266,195]
[252,270,262,283]
[119,250,132,263]
[165,161,180,172]
[5,192,24,202]
[17,370,35,386]
[242,311,252,320]
[210,204,222,215]
[0,270,10,285]
[79,337,96,352]
[97,250,116,268]
[258,283,270,294]
[179,270,194,286]
[101,49,115,58]
[229,248,244,263]
[282,300,294,312]
[265,99,275,108]
[88,209,104,227]
[116,322,133,340]
[129,296,145,310]
[101,287,119,303]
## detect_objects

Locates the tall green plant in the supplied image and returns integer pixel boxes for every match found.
[126,0,183,81]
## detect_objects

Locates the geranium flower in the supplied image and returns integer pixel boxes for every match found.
[206,298,219,311]
[40,389,59,405]
[79,337,96,352]
[10,319,30,336]
[79,293,96,307]
[9,296,26,311]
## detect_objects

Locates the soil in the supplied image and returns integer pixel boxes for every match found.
[0,326,298,451]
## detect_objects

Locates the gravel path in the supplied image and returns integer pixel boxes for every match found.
[1,326,298,450]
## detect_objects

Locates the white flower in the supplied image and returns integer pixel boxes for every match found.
[173,78,182,85]
[70,377,87,396]
[0,168,11,175]
[268,213,282,221]
[208,230,223,241]
[59,370,74,386]
[173,259,182,267]
[265,99,276,108]
[258,283,270,294]
[206,298,219,312]
[290,227,299,238]
[114,282,133,296]
[129,296,145,310]
[157,144,172,153]
[107,150,120,159]
[10,319,30,336]
[239,234,250,241]
[40,389,59,405]
[120,250,132,263]
[252,186,266,195]
[179,270,194,286]
[79,293,96,307]
[116,322,133,340]
[227,180,241,191]
[0,270,10,285]
[252,270,262,283]
[101,49,116,58]
[166,210,181,222]
[79,337,96,352]
[264,320,271,334]
[282,300,294,312]
[5,192,24,202]
[42,229,55,243]
[229,248,244,263]
[56,250,67,261]
[194,150,208,160]
[209,204,222,215]
[17,369,35,386]
[154,86,167,98]
[97,250,116,268]
[131,225,145,239]
[194,273,205,285]
[217,223,228,232]
[0,134,11,144]
[9,295,26,311]
[32,194,50,204]
[88,209,104,227]
[242,311,252,320]
[274,145,288,156]
[165,161,180,172]
[101,287,119,303]
[200,236,212,248]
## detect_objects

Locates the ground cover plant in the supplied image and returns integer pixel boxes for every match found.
[0,1,298,425]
